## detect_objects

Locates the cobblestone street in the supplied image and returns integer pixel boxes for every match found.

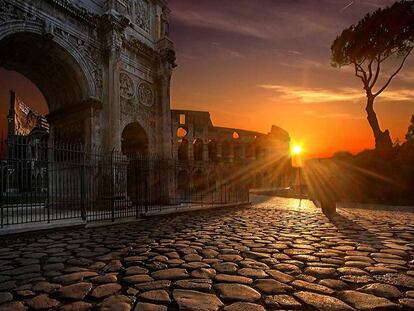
[0,196,413,310]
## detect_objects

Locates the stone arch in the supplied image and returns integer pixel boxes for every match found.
[193,169,206,192]
[246,142,256,159]
[208,140,218,162]
[256,144,264,159]
[193,138,204,161]
[0,25,98,111]
[121,122,149,156]
[208,171,217,192]
[178,138,189,161]
[177,170,190,193]
[233,142,242,160]
[222,140,231,160]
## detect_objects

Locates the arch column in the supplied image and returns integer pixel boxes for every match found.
[158,70,173,159]
[158,38,176,159]
[103,30,123,151]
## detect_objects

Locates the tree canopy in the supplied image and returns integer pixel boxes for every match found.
[332,1,414,94]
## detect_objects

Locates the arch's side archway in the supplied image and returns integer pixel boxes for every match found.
[122,122,149,205]
[121,122,149,156]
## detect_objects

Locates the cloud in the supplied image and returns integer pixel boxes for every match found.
[278,58,327,70]
[304,110,364,120]
[378,89,414,101]
[273,49,302,56]
[399,71,414,83]
[258,84,362,103]
[171,9,270,40]
[211,42,244,59]
[177,52,199,61]
[170,4,336,43]
[259,84,414,104]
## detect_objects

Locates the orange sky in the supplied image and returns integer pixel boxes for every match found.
[1,0,414,158]
[169,0,414,158]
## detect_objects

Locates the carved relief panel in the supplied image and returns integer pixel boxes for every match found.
[126,0,152,33]
[137,82,154,108]
[120,71,155,114]
[120,72,135,99]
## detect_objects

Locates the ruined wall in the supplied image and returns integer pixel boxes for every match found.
[171,109,292,191]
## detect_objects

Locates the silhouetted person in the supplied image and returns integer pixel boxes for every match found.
[309,173,337,218]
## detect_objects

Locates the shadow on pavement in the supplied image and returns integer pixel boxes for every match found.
[328,211,385,248]
[249,194,274,205]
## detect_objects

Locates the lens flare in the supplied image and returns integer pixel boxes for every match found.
[292,145,302,155]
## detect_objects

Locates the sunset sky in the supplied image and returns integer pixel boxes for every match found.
[1,0,414,157]
[169,0,414,157]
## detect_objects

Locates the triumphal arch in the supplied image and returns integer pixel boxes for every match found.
[0,0,175,158]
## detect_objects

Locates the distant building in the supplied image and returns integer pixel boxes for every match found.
[2,91,49,193]
[7,90,49,141]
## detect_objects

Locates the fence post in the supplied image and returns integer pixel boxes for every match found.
[135,158,139,219]
[0,161,3,229]
[47,142,51,224]
[111,148,115,223]
[144,168,149,214]
[80,149,86,221]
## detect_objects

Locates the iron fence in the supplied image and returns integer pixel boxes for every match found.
[0,138,250,228]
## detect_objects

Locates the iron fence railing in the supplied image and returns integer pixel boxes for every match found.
[0,139,250,228]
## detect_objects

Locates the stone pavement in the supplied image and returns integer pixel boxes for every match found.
[0,196,413,310]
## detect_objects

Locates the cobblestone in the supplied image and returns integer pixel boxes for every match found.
[0,197,413,310]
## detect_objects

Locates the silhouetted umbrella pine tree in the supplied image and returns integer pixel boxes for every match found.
[331,1,414,150]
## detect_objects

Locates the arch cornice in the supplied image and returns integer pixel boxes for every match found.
[45,0,99,27]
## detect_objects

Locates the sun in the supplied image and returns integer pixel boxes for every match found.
[292,145,302,155]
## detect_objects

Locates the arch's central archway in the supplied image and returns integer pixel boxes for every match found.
[0,32,93,143]
[0,33,89,111]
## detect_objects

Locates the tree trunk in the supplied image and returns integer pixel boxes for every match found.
[366,96,393,151]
